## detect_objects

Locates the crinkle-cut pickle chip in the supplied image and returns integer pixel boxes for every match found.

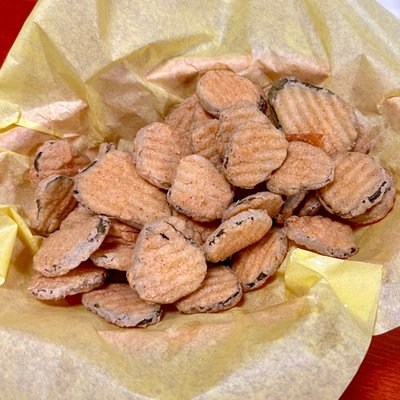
[196,70,264,117]
[317,152,391,218]
[167,154,233,222]
[285,132,325,148]
[275,191,308,225]
[90,243,134,271]
[74,149,171,228]
[29,140,90,184]
[165,94,214,136]
[175,266,242,314]
[171,211,219,245]
[232,228,288,292]
[134,122,192,189]
[160,215,205,246]
[348,180,396,225]
[216,101,271,155]
[165,94,198,135]
[28,264,107,301]
[267,141,334,196]
[298,193,322,217]
[268,77,360,154]
[203,210,272,263]
[222,191,283,221]
[28,174,77,236]
[190,120,222,170]
[127,219,207,304]
[223,121,288,189]
[285,215,358,259]
[106,219,139,246]
[82,284,162,328]
[33,207,110,277]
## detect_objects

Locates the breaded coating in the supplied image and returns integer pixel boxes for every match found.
[203,210,272,263]
[196,70,264,117]
[285,132,325,148]
[28,175,77,236]
[74,149,171,228]
[190,120,222,169]
[317,152,391,218]
[216,101,271,155]
[175,266,242,314]
[90,243,135,271]
[268,77,360,154]
[348,179,396,225]
[171,211,219,245]
[82,284,162,328]
[232,228,288,292]
[33,207,110,277]
[165,94,214,136]
[285,215,358,259]
[275,191,308,224]
[223,121,288,188]
[105,219,139,246]
[134,122,192,189]
[222,191,283,221]
[298,193,322,217]
[127,219,207,304]
[29,140,90,184]
[28,264,107,301]
[167,155,233,222]
[267,141,334,195]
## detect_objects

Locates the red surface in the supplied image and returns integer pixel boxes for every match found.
[1,2,399,399]
[0,0,37,66]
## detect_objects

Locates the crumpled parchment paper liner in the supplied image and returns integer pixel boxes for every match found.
[1,245,381,400]
[0,0,399,398]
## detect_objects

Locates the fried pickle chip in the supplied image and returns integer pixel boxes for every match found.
[216,101,271,155]
[28,264,107,301]
[105,219,139,245]
[222,121,288,188]
[90,243,134,271]
[190,120,222,169]
[232,228,288,292]
[29,140,90,184]
[298,193,322,217]
[268,77,360,154]
[196,70,264,117]
[171,211,219,245]
[134,122,192,189]
[175,266,242,314]
[127,219,207,304]
[191,95,216,128]
[28,175,77,236]
[267,141,334,195]
[203,210,272,263]
[165,94,214,135]
[348,180,396,225]
[317,152,391,218]
[167,155,233,222]
[222,191,283,221]
[285,215,358,259]
[165,94,198,135]
[74,149,171,228]
[82,283,162,328]
[275,190,308,224]
[285,132,325,148]
[33,207,110,277]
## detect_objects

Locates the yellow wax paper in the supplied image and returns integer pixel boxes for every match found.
[0,0,399,398]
